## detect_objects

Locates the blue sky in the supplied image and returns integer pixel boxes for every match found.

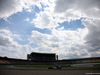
[0,0,100,59]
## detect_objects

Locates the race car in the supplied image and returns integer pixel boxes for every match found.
[48,66,62,69]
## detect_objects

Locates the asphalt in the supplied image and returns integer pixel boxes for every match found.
[0,65,47,69]
[0,70,100,75]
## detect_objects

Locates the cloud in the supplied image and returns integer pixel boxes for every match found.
[82,19,100,52]
[0,29,33,59]
[28,28,89,59]
[0,0,23,18]
[30,0,100,58]
[0,29,19,49]
[0,0,44,19]
[25,18,30,22]
[21,0,100,58]
[32,0,100,29]
[0,34,14,46]
[1,0,100,59]
[54,0,100,20]
[52,0,100,58]
[31,11,59,29]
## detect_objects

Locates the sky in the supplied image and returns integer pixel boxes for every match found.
[0,0,100,59]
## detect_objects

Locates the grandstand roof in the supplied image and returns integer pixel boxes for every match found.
[31,52,55,55]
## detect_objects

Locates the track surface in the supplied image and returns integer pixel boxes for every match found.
[0,70,100,75]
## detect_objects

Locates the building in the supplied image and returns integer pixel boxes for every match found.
[27,52,58,61]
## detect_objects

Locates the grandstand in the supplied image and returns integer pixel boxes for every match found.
[27,52,57,61]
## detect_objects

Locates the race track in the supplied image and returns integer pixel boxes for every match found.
[0,70,100,75]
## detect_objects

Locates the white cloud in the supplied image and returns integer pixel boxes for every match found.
[0,29,34,59]
[31,11,59,29]
[28,28,89,59]
[0,29,19,51]
[25,18,30,22]
[0,0,23,18]
[30,0,100,58]
[54,0,100,21]
[1,0,100,59]
[0,29,19,37]
[22,0,100,59]
[0,0,46,19]
[82,19,100,53]
[32,0,100,29]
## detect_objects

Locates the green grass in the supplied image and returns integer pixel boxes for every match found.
[14,65,52,68]
[0,65,100,70]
